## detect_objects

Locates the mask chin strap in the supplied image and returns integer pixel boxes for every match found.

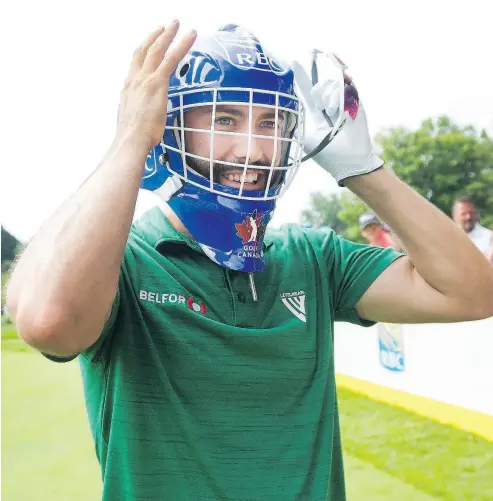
[300,50,341,163]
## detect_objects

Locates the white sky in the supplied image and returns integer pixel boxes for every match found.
[1,0,492,242]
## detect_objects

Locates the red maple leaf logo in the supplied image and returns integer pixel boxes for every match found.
[235,210,266,244]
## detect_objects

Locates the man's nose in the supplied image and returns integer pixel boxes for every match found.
[230,132,264,165]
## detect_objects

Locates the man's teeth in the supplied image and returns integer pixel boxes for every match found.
[225,172,259,183]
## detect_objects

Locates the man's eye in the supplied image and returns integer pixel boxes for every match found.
[260,121,276,129]
[215,117,234,126]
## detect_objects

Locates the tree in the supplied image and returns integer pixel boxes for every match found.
[303,116,493,242]
[376,116,493,227]
[337,192,368,243]
[1,227,22,317]
[1,227,20,273]
[302,191,368,243]
[301,192,348,235]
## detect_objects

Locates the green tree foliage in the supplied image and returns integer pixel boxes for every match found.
[376,116,493,227]
[301,193,348,235]
[2,227,21,317]
[303,116,493,239]
[2,227,20,273]
[2,271,10,317]
[302,192,368,243]
[338,193,368,243]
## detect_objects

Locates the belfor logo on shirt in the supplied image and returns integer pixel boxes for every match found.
[139,290,207,315]
[280,291,306,323]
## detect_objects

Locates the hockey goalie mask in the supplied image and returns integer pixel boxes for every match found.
[141,24,305,272]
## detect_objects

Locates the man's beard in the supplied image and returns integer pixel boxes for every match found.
[186,156,282,186]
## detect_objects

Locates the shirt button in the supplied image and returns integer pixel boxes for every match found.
[237,292,246,303]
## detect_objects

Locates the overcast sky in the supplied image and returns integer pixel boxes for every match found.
[1,0,492,241]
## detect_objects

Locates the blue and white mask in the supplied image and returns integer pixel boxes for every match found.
[141,24,305,272]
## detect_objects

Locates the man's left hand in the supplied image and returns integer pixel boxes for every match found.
[292,51,383,185]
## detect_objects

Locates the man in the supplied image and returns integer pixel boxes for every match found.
[359,212,394,248]
[6,22,493,501]
[452,195,493,259]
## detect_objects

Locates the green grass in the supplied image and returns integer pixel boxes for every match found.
[1,321,18,340]
[2,333,492,501]
[338,389,493,501]
[344,456,438,501]
[2,344,102,501]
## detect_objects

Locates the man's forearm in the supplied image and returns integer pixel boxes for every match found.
[345,168,493,301]
[7,133,149,354]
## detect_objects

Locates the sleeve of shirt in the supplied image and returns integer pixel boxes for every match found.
[326,232,404,326]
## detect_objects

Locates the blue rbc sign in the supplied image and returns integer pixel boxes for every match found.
[377,323,405,372]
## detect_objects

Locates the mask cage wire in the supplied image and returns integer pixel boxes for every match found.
[162,87,305,201]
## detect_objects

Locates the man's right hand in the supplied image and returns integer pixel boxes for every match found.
[116,22,197,153]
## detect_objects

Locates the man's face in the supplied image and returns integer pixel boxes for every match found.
[361,224,381,242]
[183,104,289,191]
[453,202,479,233]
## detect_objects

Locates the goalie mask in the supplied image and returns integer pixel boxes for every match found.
[140,24,305,272]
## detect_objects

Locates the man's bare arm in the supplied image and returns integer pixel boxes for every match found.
[6,23,197,356]
[7,137,149,356]
[347,168,493,323]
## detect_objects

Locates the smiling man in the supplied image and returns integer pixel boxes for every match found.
[183,104,290,190]
[7,22,493,501]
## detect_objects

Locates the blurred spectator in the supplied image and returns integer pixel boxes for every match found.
[359,213,394,248]
[452,196,493,258]
[487,232,493,264]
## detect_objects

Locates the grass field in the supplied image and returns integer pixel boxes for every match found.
[2,332,492,501]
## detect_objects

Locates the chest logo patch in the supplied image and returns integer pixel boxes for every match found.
[280,290,306,323]
[139,290,207,315]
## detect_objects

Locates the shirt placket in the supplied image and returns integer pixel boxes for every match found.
[225,270,252,328]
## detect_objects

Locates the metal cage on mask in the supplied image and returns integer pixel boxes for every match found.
[149,86,305,201]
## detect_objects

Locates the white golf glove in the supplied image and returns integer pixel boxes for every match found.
[292,50,384,185]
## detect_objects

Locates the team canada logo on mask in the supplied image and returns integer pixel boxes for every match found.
[235,210,266,244]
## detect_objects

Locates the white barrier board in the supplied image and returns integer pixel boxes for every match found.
[334,317,493,416]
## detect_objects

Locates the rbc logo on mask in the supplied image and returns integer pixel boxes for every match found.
[216,25,286,73]
[377,323,405,372]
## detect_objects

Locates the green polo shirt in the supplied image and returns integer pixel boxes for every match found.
[72,206,401,501]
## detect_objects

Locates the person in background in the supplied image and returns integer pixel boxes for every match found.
[359,212,394,248]
[452,196,493,258]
